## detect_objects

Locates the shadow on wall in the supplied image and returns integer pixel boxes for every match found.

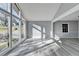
[32,24,41,39]
[53,21,78,39]
[27,21,51,40]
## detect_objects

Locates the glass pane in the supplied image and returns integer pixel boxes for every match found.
[0,3,9,11]
[62,24,68,32]
[12,17,19,46]
[12,4,19,17]
[0,11,9,51]
[12,8,19,17]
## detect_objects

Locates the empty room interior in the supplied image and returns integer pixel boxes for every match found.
[0,3,79,56]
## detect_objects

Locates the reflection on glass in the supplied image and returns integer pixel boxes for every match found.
[12,5,20,46]
[0,3,9,12]
[12,7,19,17]
[0,11,9,50]
[12,17,19,46]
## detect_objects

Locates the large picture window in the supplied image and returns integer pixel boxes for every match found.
[0,9,9,50]
[0,3,26,54]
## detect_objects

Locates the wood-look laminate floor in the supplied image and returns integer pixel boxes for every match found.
[3,38,79,56]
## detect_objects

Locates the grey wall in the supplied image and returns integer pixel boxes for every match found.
[54,21,78,38]
[78,21,79,38]
[22,21,28,39]
[26,21,79,39]
[27,21,51,39]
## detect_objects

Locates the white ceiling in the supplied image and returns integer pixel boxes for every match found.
[18,3,79,21]
[18,3,61,21]
[55,3,78,18]
[58,10,79,21]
